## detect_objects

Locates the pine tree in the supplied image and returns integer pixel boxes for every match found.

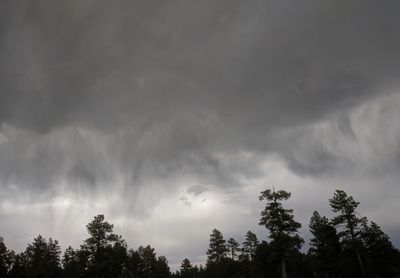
[137,245,158,277]
[180,258,193,276]
[242,231,259,261]
[0,237,14,277]
[308,211,340,278]
[259,188,303,278]
[226,238,240,260]
[329,190,366,278]
[62,246,81,278]
[80,214,127,278]
[206,229,228,264]
[361,221,400,277]
[24,235,61,278]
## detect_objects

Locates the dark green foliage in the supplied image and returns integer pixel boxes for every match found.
[361,221,400,277]
[0,237,14,277]
[23,235,61,278]
[242,231,258,261]
[226,238,240,260]
[180,258,195,278]
[125,245,170,278]
[308,211,341,278]
[9,252,27,278]
[329,190,367,277]
[206,229,227,264]
[62,246,81,278]
[80,214,128,278]
[119,265,134,278]
[259,188,303,278]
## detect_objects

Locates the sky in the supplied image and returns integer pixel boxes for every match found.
[1,0,400,270]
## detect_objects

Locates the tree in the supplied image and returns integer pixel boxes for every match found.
[119,264,134,278]
[0,237,14,277]
[226,238,240,260]
[242,231,259,261]
[259,188,303,278]
[136,245,158,277]
[308,211,340,278]
[62,246,82,278]
[80,214,127,278]
[180,258,194,277]
[206,229,228,264]
[329,190,366,278]
[361,221,400,277]
[155,255,170,278]
[9,252,27,278]
[24,235,61,278]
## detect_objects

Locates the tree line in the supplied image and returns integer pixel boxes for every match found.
[0,189,399,278]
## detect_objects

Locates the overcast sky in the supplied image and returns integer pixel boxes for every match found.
[1,0,400,269]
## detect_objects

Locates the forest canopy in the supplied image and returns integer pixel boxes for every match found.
[1,189,399,278]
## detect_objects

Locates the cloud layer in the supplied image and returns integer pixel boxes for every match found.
[0,0,400,268]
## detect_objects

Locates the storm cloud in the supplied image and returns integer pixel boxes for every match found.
[0,0,400,268]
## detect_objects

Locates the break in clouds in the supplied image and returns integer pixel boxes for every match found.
[1,0,400,267]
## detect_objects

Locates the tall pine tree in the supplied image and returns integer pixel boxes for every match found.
[329,190,366,278]
[206,229,227,264]
[259,188,303,278]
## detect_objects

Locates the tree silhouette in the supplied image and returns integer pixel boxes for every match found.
[242,231,258,262]
[259,188,303,278]
[308,211,341,278]
[0,237,14,277]
[329,190,367,278]
[2,188,400,278]
[24,235,61,278]
[180,258,194,277]
[80,214,127,278]
[206,229,227,264]
[226,238,240,260]
[361,221,400,277]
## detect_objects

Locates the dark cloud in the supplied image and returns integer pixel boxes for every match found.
[0,0,400,259]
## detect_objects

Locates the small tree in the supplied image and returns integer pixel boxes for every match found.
[259,188,303,278]
[180,258,193,277]
[206,229,227,264]
[242,231,259,261]
[226,238,240,260]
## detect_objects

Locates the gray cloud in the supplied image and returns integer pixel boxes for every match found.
[1,0,400,263]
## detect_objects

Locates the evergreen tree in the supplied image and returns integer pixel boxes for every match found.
[119,264,134,278]
[206,229,228,264]
[259,188,303,278]
[308,211,340,278]
[226,238,240,260]
[80,214,127,278]
[329,190,366,278]
[62,246,81,278]
[9,252,27,278]
[361,221,400,277]
[242,231,258,261]
[180,258,194,277]
[136,245,158,277]
[155,256,170,278]
[24,235,61,278]
[0,237,14,277]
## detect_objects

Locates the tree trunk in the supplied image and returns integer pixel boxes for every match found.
[355,250,366,278]
[281,258,287,278]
